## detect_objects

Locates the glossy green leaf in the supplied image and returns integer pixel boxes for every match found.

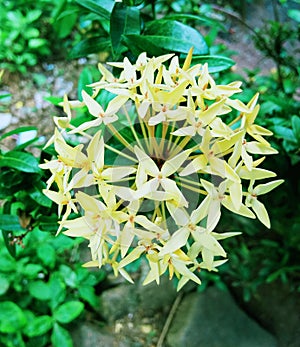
[288,9,300,22]
[54,301,84,324]
[28,38,47,49]
[37,244,56,268]
[44,96,64,106]
[78,285,98,307]
[23,263,44,279]
[51,323,73,347]
[165,13,226,30]
[273,125,297,143]
[0,214,21,231]
[26,9,42,23]
[292,115,300,143]
[145,19,208,54]
[0,274,10,295]
[75,0,114,20]
[110,2,140,59]
[77,66,100,99]
[68,37,111,59]
[49,272,67,310]
[123,20,208,56]
[0,151,41,173]
[23,27,40,39]
[29,281,51,300]
[29,189,52,208]
[122,0,144,5]
[0,302,27,333]
[59,264,77,288]
[0,252,17,272]
[23,315,53,337]
[184,55,236,73]
[54,9,78,39]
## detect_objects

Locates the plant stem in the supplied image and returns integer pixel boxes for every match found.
[104,143,137,162]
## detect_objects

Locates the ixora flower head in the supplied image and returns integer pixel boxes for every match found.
[41,49,283,290]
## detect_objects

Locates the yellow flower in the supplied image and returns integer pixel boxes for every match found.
[245,179,284,228]
[41,49,282,289]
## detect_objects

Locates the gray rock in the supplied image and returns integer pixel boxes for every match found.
[100,267,177,323]
[138,274,177,315]
[101,284,139,323]
[167,286,278,347]
[71,322,130,347]
[0,113,12,130]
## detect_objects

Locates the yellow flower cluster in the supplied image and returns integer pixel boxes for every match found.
[41,50,283,290]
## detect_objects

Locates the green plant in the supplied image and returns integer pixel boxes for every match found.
[0,0,77,73]
[0,5,50,73]
[61,0,235,73]
[0,228,105,347]
[0,127,106,347]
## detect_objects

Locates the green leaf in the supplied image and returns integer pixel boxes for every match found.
[165,13,226,30]
[35,214,59,233]
[0,93,11,100]
[184,55,235,73]
[68,37,111,59]
[44,96,64,106]
[37,244,56,268]
[28,38,48,49]
[0,301,27,333]
[292,115,300,143]
[49,272,67,310]
[29,189,52,208]
[0,151,41,173]
[0,252,17,272]
[78,285,98,307]
[51,323,73,347]
[59,264,77,288]
[75,0,114,20]
[54,8,79,39]
[23,27,40,39]
[110,2,140,59]
[0,126,38,142]
[146,19,209,54]
[0,214,21,231]
[23,315,53,337]
[54,301,84,324]
[123,20,208,56]
[26,9,42,23]
[77,66,100,99]
[23,263,44,279]
[0,274,10,295]
[28,281,51,300]
[288,9,300,22]
[273,125,298,143]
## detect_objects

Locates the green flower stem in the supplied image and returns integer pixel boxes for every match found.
[166,121,177,152]
[104,143,137,162]
[168,120,189,155]
[148,125,160,158]
[170,136,192,157]
[107,123,135,152]
[175,179,207,195]
[139,117,152,153]
[228,113,242,128]
[159,122,168,154]
[123,105,144,150]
